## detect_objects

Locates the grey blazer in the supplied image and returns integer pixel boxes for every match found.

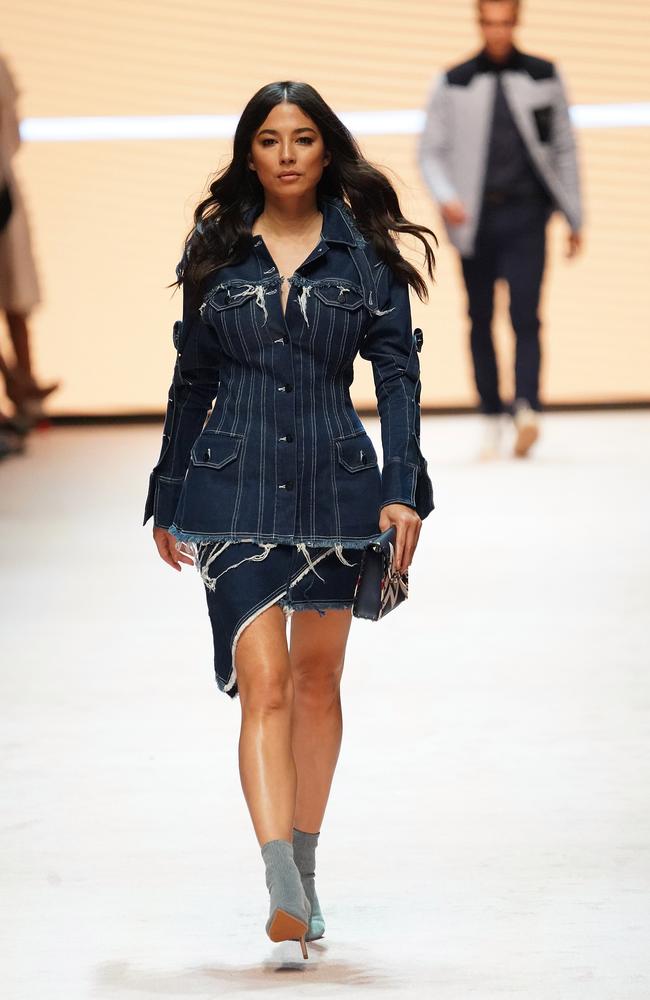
[419,49,583,257]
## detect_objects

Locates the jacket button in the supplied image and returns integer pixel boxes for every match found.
[284,433,294,443]
[278,383,293,393]
[284,480,294,490]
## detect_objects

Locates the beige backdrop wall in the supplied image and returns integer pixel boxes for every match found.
[2,0,649,414]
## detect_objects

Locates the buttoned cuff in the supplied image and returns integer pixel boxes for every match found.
[143,473,185,529]
[380,458,434,519]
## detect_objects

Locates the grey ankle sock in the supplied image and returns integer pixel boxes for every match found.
[261,839,309,926]
[292,828,325,941]
[292,828,319,879]
[261,838,296,887]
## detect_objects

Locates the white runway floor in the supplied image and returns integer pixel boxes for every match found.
[2,412,649,999]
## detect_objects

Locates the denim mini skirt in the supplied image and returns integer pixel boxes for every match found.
[178,540,362,699]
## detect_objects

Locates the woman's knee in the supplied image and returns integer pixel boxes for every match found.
[235,604,293,713]
[238,660,294,715]
[292,654,343,707]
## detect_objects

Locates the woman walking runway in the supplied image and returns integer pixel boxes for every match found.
[144,80,436,958]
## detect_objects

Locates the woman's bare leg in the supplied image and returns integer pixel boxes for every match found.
[5,313,32,377]
[235,603,297,846]
[289,609,352,833]
[4,312,59,403]
[235,604,352,841]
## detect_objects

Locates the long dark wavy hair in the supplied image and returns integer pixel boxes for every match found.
[176,81,437,301]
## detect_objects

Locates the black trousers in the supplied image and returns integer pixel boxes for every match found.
[461,199,548,414]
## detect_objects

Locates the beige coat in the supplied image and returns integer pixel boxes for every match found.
[0,54,40,314]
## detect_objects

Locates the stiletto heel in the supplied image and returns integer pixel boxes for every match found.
[266,906,309,958]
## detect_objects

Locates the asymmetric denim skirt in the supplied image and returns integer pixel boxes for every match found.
[178,540,362,699]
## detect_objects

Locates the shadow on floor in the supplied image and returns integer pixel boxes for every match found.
[95,949,398,994]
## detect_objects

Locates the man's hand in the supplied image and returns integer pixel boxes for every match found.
[567,230,583,259]
[441,199,469,226]
[153,526,194,572]
[378,503,422,574]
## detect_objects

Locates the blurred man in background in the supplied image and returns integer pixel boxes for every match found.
[419,0,582,458]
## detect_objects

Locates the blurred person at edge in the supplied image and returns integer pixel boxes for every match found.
[419,0,582,458]
[0,167,24,459]
[0,52,59,430]
[0,63,21,460]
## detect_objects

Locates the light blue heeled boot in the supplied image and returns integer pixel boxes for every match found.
[292,828,325,942]
[261,839,311,959]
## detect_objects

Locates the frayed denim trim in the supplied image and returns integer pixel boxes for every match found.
[215,674,239,699]
[168,524,380,549]
[183,539,277,592]
[288,274,363,295]
[279,599,354,620]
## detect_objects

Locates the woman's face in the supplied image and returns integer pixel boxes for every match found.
[248,102,331,199]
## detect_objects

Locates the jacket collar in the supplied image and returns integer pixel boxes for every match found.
[319,195,361,247]
[243,194,361,248]
[476,46,524,74]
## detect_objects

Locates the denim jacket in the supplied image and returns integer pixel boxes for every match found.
[143,195,434,548]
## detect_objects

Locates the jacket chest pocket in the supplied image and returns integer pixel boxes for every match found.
[201,280,278,335]
[310,281,368,359]
[312,281,364,312]
[191,430,243,469]
[532,105,554,144]
[203,282,257,312]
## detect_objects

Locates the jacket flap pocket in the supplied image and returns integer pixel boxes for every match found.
[313,281,364,310]
[335,434,378,472]
[191,431,242,469]
[203,281,258,312]
[532,104,554,143]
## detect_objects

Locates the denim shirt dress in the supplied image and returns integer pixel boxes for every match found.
[143,194,434,697]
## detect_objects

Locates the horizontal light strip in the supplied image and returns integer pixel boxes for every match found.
[19,103,650,143]
[571,102,650,128]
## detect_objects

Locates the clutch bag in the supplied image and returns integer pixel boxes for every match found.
[352,525,409,621]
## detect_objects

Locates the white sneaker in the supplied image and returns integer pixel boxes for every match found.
[479,414,503,460]
[513,400,540,457]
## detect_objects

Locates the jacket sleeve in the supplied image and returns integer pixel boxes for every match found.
[359,263,434,519]
[418,73,458,206]
[552,68,583,233]
[143,280,221,529]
